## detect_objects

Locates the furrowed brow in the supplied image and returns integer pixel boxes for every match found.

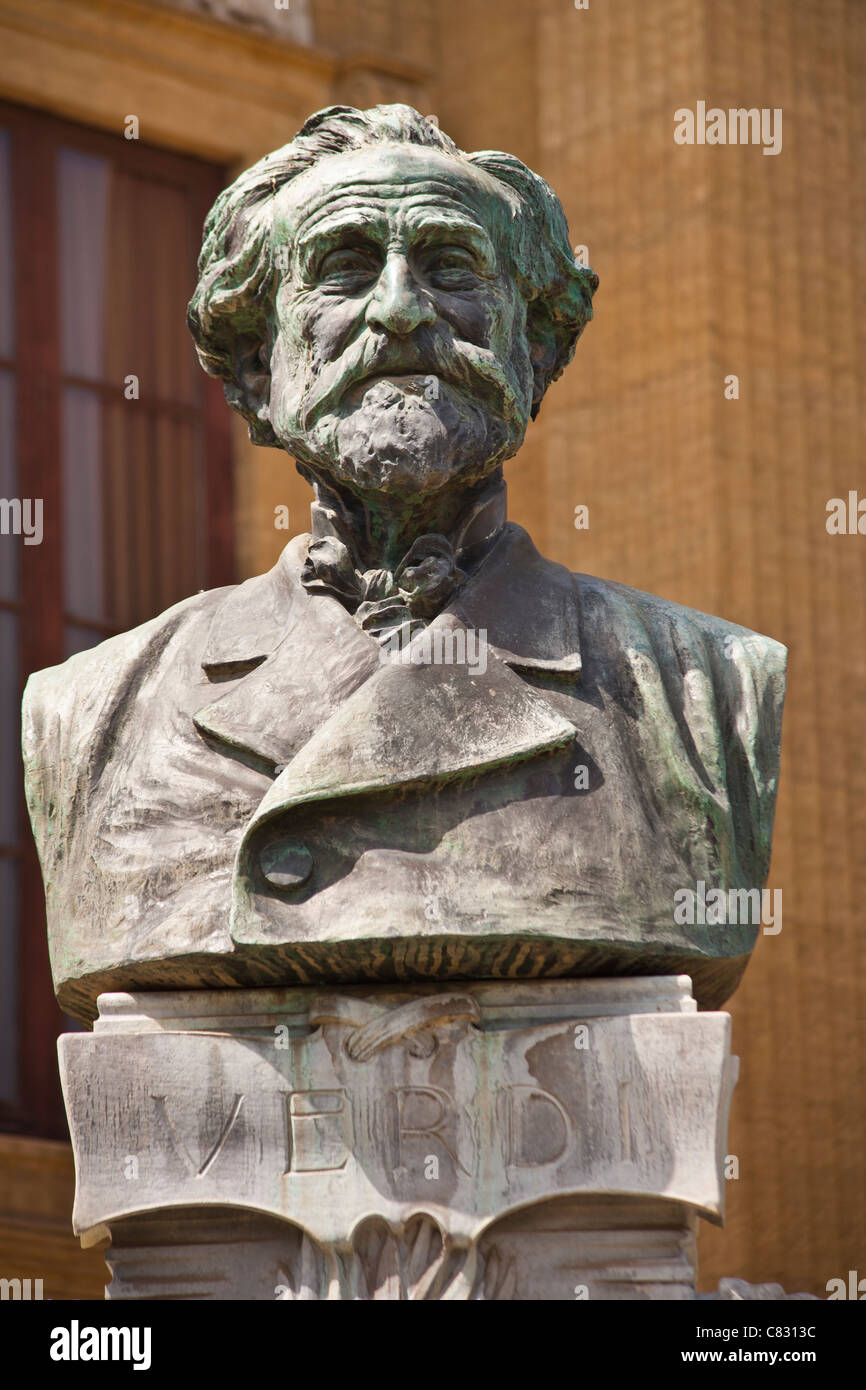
[295,214,388,272]
[404,215,497,267]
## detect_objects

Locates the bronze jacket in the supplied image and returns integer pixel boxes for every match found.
[22,523,786,1020]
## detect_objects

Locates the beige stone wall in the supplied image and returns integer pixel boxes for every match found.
[442,0,864,1296]
[696,0,865,1297]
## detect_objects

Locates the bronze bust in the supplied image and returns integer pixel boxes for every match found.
[23,105,786,1021]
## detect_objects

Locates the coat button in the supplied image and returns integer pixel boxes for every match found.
[260,841,313,889]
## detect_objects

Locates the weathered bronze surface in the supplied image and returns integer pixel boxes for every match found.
[22,106,786,1020]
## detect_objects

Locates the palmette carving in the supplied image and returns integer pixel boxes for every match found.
[274,1217,516,1301]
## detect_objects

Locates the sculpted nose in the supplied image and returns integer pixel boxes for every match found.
[365,255,436,336]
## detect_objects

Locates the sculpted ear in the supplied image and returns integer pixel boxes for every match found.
[229,335,278,446]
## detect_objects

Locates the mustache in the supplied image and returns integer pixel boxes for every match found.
[298,328,527,431]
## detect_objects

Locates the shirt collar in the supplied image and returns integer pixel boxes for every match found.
[202,496,581,681]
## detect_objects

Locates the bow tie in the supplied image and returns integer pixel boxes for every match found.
[301,532,466,644]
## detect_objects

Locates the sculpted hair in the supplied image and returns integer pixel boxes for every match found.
[187,104,598,444]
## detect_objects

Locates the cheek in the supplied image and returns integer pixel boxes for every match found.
[437,286,522,352]
[276,289,365,364]
[434,293,494,344]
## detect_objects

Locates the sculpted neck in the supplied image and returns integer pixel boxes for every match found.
[303,467,507,574]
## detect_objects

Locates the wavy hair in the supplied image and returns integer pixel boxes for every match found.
[187,104,598,443]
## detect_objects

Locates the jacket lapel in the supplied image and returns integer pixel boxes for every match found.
[453,523,583,677]
[193,523,582,773]
[194,535,382,769]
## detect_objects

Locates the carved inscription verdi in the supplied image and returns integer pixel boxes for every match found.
[60,984,736,1247]
[153,1082,574,1179]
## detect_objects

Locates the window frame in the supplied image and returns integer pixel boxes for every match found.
[0,98,233,1138]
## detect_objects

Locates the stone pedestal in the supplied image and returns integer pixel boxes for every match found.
[59,975,738,1300]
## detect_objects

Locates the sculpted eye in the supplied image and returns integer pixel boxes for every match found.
[318,247,378,283]
[424,246,481,290]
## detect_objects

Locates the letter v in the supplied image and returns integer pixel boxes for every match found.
[153,1093,245,1176]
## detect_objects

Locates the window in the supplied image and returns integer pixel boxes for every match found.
[0,101,233,1137]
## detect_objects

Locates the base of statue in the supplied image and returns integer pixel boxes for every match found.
[59,975,739,1300]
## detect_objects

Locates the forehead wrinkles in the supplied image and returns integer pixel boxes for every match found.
[277,168,513,244]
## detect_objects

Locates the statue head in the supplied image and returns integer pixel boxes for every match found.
[188,105,597,504]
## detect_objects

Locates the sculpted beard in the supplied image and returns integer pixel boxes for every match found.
[269,326,534,497]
